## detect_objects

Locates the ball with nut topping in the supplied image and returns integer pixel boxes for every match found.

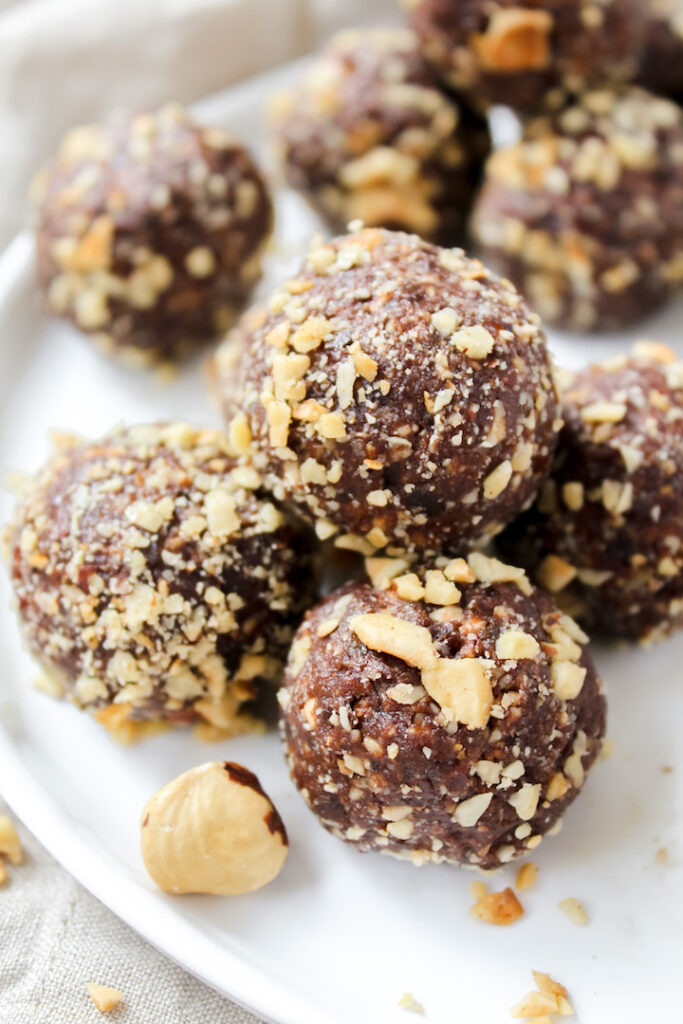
[270,27,490,245]
[279,553,606,870]
[406,0,645,114]
[3,423,312,737]
[501,343,683,643]
[472,87,683,331]
[31,102,272,365]
[217,228,560,556]
[141,762,288,895]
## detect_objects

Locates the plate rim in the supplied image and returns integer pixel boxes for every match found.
[0,230,358,1024]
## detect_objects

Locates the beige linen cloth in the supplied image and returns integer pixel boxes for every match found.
[0,1,396,1021]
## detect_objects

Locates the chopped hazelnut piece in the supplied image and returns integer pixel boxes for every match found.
[266,400,292,448]
[469,879,488,902]
[0,815,22,865]
[350,612,437,670]
[86,984,123,1013]
[431,306,461,337]
[509,989,559,1019]
[316,412,346,439]
[453,792,493,827]
[532,971,570,1002]
[397,992,424,1015]
[452,324,495,359]
[473,8,552,72]
[515,862,538,891]
[537,555,576,593]
[546,772,570,801]
[483,459,513,499]
[470,886,524,925]
[352,348,378,381]
[508,782,541,821]
[423,569,461,606]
[632,340,676,364]
[421,657,493,729]
[365,556,409,589]
[580,400,627,424]
[551,661,586,701]
[496,630,540,660]
[386,682,427,705]
[558,897,588,926]
[394,572,427,601]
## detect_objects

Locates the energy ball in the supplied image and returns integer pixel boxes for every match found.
[31,103,273,365]
[472,87,683,331]
[3,423,311,735]
[270,28,490,245]
[406,0,644,114]
[501,343,683,644]
[280,553,606,870]
[217,228,559,555]
[638,0,683,100]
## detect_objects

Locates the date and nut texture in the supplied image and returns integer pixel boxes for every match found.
[141,762,288,895]
[638,0,683,100]
[472,87,683,331]
[31,102,273,366]
[280,553,606,870]
[270,27,490,246]
[404,0,645,114]
[501,343,683,644]
[2,423,312,735]
[216,227,560,556]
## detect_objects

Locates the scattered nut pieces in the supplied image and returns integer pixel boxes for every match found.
[398,992,424,1015]
[0,814,22,865]
[510,970,574,1020]
[515,862,538,891]
[86,984,123,1014]
[558,897,588,926]
[140,761,288,895]
[470,886,524,925]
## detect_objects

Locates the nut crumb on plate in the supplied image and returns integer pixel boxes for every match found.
[558,897,588,926]
[397,992,424,1015]
[0,815,22,865]
[470,886,524,926]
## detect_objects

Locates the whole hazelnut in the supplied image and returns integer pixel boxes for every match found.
[140,761,288,895]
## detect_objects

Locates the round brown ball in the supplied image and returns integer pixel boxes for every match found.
[406,0,645,114]
[280,554,606,870]
[3,423,312,734]
[217,227,559,555]
[32,103,273,365]
[472,87,683,331]
[638,0,683,100]
[500,343,683,643]
[270,27,490,245]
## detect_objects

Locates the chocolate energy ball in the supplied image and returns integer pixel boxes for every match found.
[638,0,683,100]
[501,343,683,643]
[406,0,644,114]
[3,423,312,734]
[270,28,490,245]
[31,102,273,365]
[217,228,560,555]
[280,553,606,870]
[472,87,683,331]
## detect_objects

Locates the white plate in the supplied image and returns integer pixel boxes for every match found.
[1,64,682,1024]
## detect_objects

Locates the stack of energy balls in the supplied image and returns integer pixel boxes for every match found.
[4,1,682,876]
